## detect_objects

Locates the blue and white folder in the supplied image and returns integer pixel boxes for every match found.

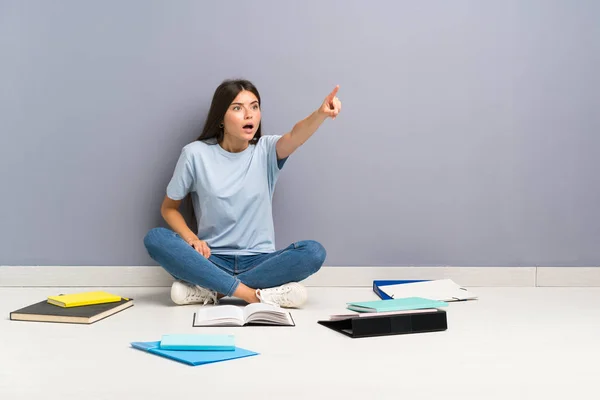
[373,279,477,302]
[373,280,429,300]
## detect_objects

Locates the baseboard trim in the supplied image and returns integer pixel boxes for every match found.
[536,267,600,287]
[0,265,542,287]
[0,266,175,287]
[301,266,536,287]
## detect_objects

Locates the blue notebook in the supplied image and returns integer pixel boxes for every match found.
[131,341,258,366]
[346,297,448,312]
[159,334,235,351]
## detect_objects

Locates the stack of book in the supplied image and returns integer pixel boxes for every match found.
[9,291,134,324]
[318,297,450,338]
[319,279,478,338]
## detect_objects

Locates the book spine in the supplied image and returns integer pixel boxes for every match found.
[372,282,393,300]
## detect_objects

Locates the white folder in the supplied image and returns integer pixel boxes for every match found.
[378,279,477,302]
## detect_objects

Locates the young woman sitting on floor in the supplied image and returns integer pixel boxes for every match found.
[144,79,342,308]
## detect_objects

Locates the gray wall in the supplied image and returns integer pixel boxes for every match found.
[1,1,598,267]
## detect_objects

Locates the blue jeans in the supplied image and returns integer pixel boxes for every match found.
[143,227,326,296]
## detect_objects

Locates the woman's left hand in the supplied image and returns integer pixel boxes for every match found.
[319,85,342,120]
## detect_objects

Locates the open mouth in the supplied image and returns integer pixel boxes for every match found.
[242,123,254,132]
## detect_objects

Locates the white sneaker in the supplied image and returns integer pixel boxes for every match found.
[170,281,218,306]
[256,282,308,308]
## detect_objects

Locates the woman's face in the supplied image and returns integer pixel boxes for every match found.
[222,90,261,143]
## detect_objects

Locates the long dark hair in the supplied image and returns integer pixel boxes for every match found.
[197,79,262,145]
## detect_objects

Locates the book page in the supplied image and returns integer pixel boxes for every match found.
[243,303,293,325]
[242,303,284,321]
[194,305,244,326]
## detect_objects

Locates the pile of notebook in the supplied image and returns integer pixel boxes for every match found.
[9,290,133,324]
[131,334,258,366]
[318,279,478,338]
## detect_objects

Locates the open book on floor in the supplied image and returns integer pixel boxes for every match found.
[193,303,295,327]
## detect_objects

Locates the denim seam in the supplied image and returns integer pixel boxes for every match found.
[225,277,241,297]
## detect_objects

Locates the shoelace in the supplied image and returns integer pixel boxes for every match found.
[185,285,218,305]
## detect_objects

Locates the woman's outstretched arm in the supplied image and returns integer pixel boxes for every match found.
[276,85,342,159]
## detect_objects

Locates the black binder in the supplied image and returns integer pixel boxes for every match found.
[318,309,447,338]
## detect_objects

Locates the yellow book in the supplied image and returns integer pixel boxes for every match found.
[47,291,123,308]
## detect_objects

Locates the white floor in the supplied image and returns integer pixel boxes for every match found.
[2,286,600,399]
